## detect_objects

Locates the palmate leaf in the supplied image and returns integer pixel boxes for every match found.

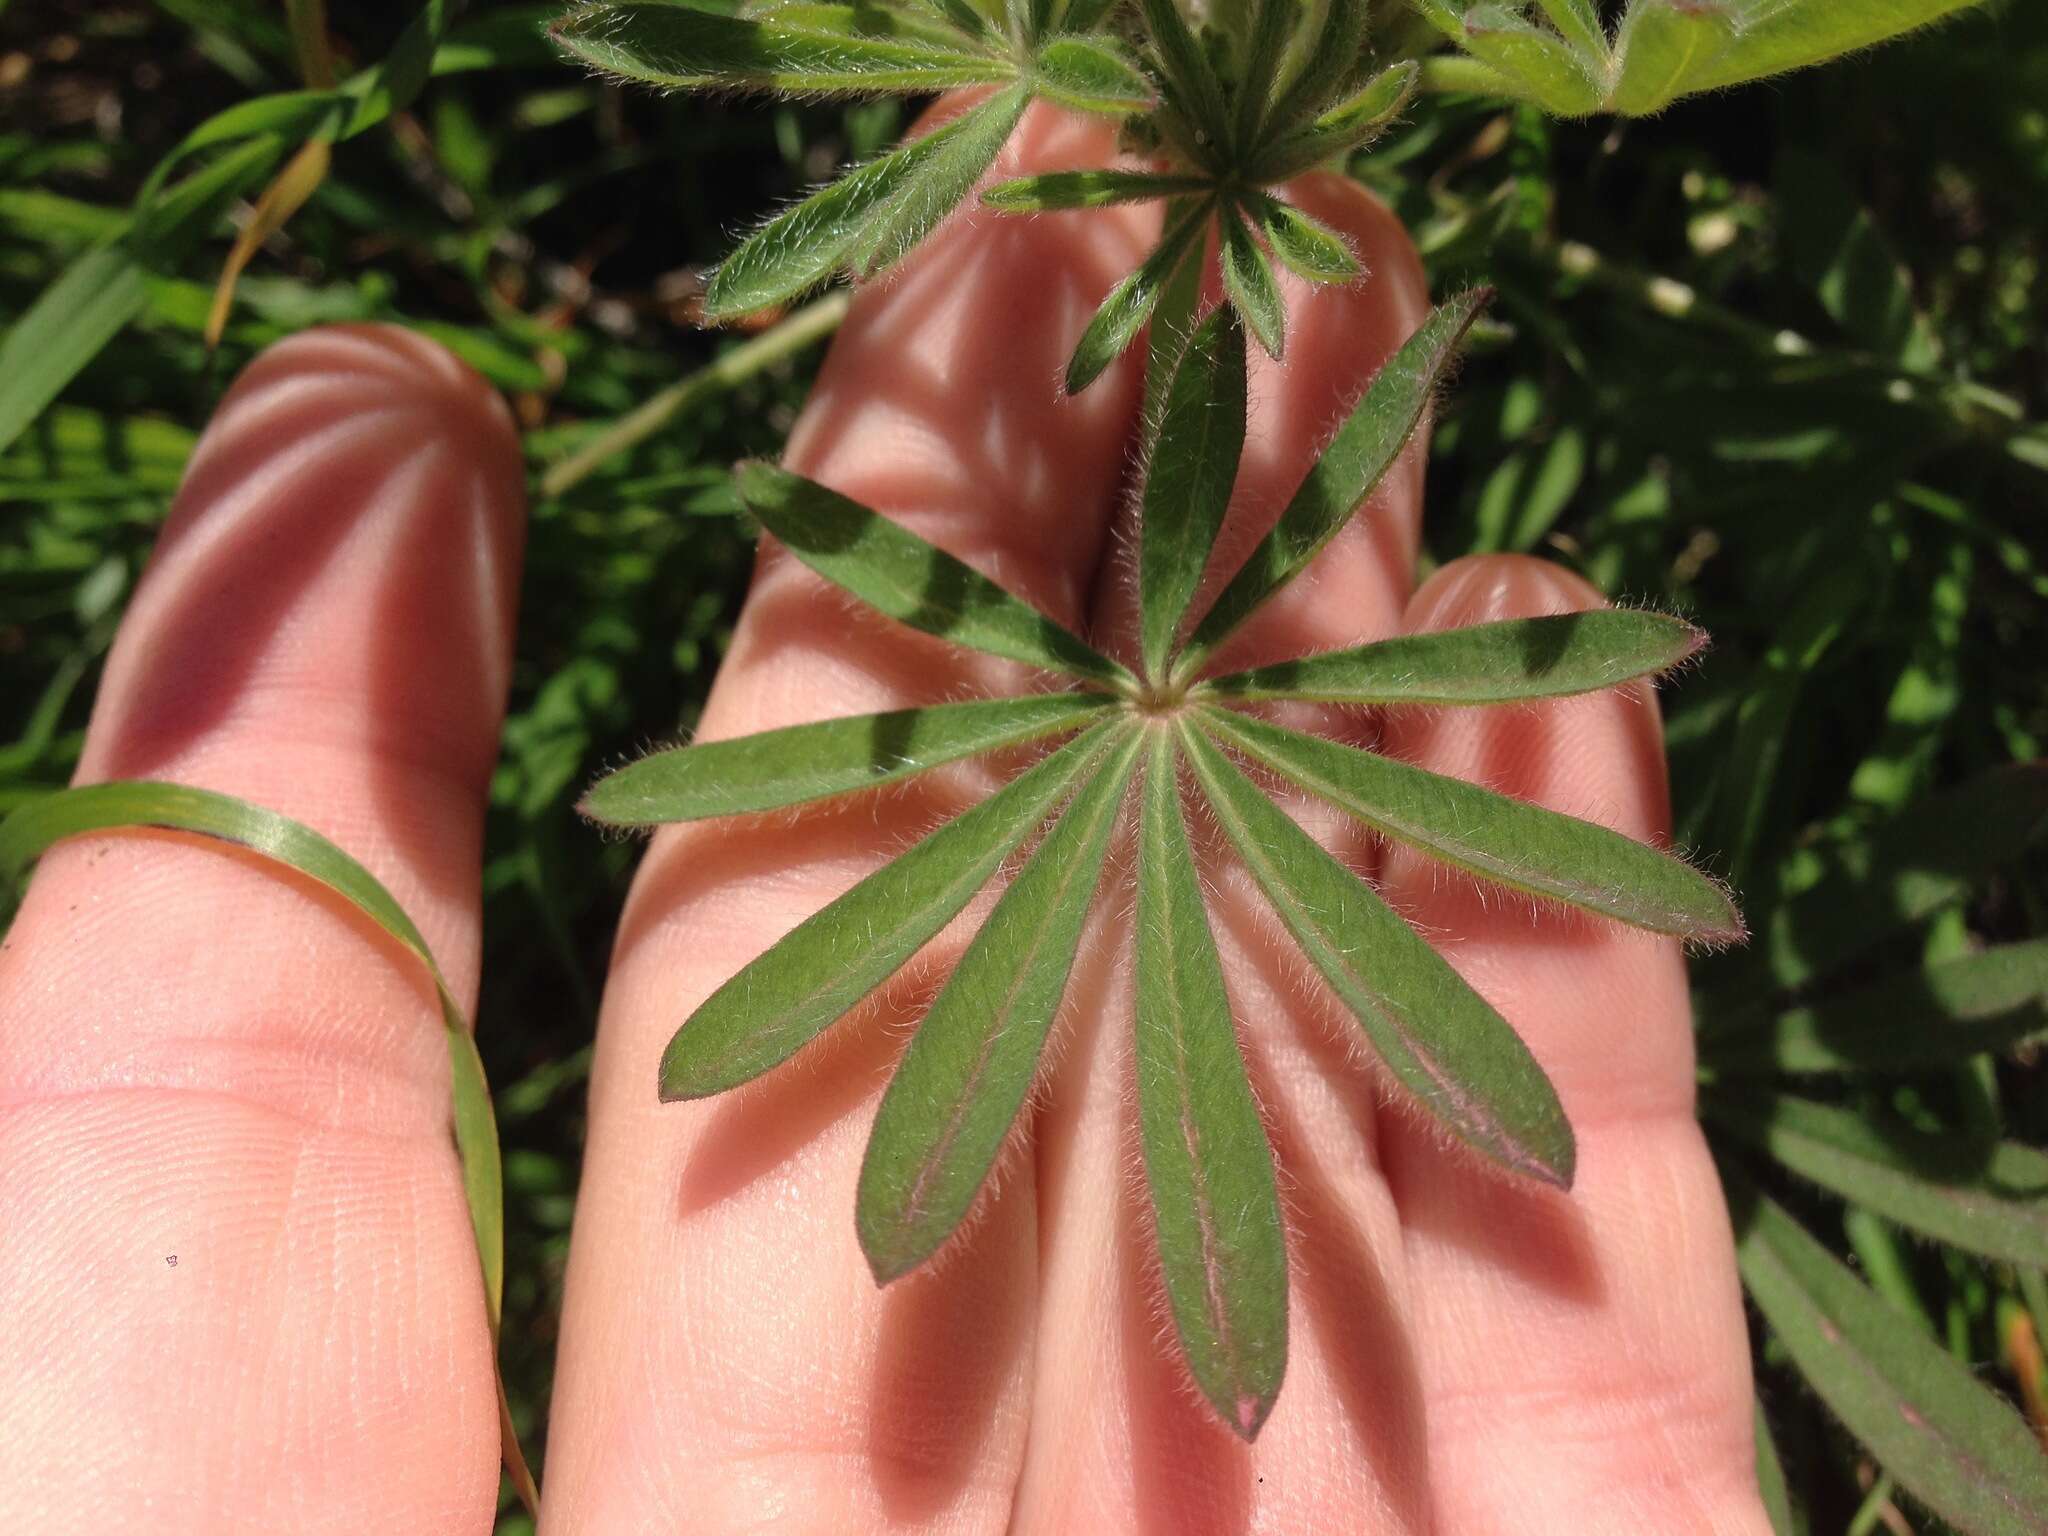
[735,460,1133,687]
[1204,708,1742,941]
[1134,729,1288,1441]
[1206,608,1703,705]
[660,721,1119,1099]
[1181,723,1575,1187]
[849,84,1027,276]
[1710,1092,2048,1269]
[1219,209,1287,360]
[1729,1176,2048,1536]
[1173,289,1490,680]
[1065,197,1211,395]
[857,727,1142,1281]
[582,692,1112,825]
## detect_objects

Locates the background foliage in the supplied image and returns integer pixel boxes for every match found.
[2,0,2044,1528]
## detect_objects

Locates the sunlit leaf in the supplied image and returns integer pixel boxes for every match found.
[1066,197,1212,394]
[659,722,1119,1099]
[1174,290,1489,679]
[1034,35,1155,114]
[1691,0,1990,94]
[1730,1177,2048,1536]
[205,139,332,346]
[982,169,1208,212]
[1134,729,1288,1441]
[1205,608,1703,703]
[1534,0,1609,62]
[1610,0,1737,116]
[851,85,1027,276]
[1244,192,1359,284]
[1205,707,1742,941]
[857,728,1142,1281]
[582,693,1111,825]
[1220,210,1286,360]
[1457,3,1604,115]
[1182,723,1575,1187]
[1139,307,1247,681]
[736,461,1133,687]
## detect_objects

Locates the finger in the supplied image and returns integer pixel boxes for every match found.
[1375,556,1765,1535]
[1010,179,1437,1534]
[0,325,525,1533]
[542,102,1157,1535]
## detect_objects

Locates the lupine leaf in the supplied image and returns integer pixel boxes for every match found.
[1034,35,1155,114]
[659,722,1118,1099]
[549,1,1013,94]
[857,728,1141,1281]
[1729,1177,2048,1535]
[1219,210,1287,361]
[1141,195,1210,405]
[1205,708,1742,941]
[1262,0,1371,139]
[1066,197,1212,394]
[1458,3,1605,115]
[1534,0,1609,61]
[1244,192,1359,284]
[1138,0,1232,153]
[1175,290,1488,679]
[736,461,1133,687]
[1182,723,1575,1186]
[1139,307,1247,681]
[1691,0,1991,94]
[982,169,1209,211]
[1231,0,1297,150]
[1700,940,2048,1076]
[1205,609,1702,703]
[1134,729,1288,1441]
[851,85,1027,276]
[1250,60,1418,182]
[1710,1092,2048,1268]
[749,1,985,51]
[582,693,1112,826]
[1610,0,1738,116]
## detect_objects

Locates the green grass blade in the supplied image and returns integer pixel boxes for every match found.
[660,722,1118,1099]
[1709,1093,2048,1268]
[1610,0,1737,115]
[1181,723,1574,1187]
[1065,197,1212,395]
[581,693,1112,825]
[1139,307,1247,682]
[1755,1400,1808,1536]
[1205,707,1742,941]
[1174,290,1489,680]
[736,461,1132,687]
[1691,0,1990,94]
[1034,35,1155,114]
[1457,3,1605,115]
[982,169,1208,212]
[1243,192,1359,284]
[1729,1177,2048,1535]
[1700,940,2048,1076]
[1135,728,1288,1440]
[857,727,1142,1281]
[549,0,1014,93]
[851,86,1027,277]
[1219,209,1286,361]
[1205,608,1703,705]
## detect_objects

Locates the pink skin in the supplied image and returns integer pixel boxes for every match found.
[0,103,1765,1534]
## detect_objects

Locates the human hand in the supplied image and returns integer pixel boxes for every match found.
[0,103,1766,1534]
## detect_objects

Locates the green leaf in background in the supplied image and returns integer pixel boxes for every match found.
[1755,1401,1808,1536]
[1776,146,1942,370]
[1700,940,2048,1076]
[1731,1179,2048,1536]
[1134,728,1288,1441]
[1610,0,1738,117]
[1205,608,1703,704]
[1244,193,1360,284]
[549,1,1012,94]
[1139,307,1247,681]
[582,693,1111,826]
[659,721,1118,1099]
[1034,36,1156,115]
[850,86,1028,276]
[1174,290,1489,679]
[1065,198,1212,395]
[982,169,1209,212]
[735,462,1133,688]
[856,727,1140,1281]
[1711,1092,2048,1268]
[1182,723,1575,1187]
[1220,209,1288,360]
[1205,707,1742,941]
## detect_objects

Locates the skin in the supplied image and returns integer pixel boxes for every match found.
[0,103,1767,1534]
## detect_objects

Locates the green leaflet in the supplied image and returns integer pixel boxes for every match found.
[982,169,1209,212]
[1134,729,1288,1441]
[1457,3,1606,116]
[1262,0,1370,141]
[1182,722,1575,1187]
[1175,290,1489,680]
[581,692,1111,825]
[1205,708,1742,942]
[1219,209,1287,361]
[1249,60,1418,183]
[1533,0,1609,62]
[549,1,1014,94]
[661,722,1118,1099]
[850,85,1027,276]
[1138,0,1232,155]
[1690,0,1990,94]
[1205,609,1704,704]
[1610,0,1738,116]
[1139,307,1247,682]
[735,461,1132,687]
[1034,36,1155,115]
[1244,193,1359,284]
[1730,1178,2048,1536]
[1066,197,1212,395]
[749,1,987,51]
[1700,939,2048,1076]
[1230,0,1298,151]
[857,727,1142,1281]
[1709,1092,2048,1268]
